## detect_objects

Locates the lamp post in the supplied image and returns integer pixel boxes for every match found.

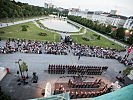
[125,29,130,35]
[15,59,23,78]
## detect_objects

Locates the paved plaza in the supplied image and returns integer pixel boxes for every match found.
[0,17,133,100]
[0,41,129,100]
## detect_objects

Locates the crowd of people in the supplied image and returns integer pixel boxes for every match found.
[44,42,68,55]
[70,43,123,59]
[0,39,68,55]
[0,39,132,66]
[48,64,108,75]
[70,43,133,66]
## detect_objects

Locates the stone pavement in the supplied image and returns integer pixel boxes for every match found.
[0,48,127,100]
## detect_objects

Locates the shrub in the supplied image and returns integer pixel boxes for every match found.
[21,25,29,31]
[0,31,5,34]
[97,35,101,40]
[82,35,90,41]
[93,34,98,36]
[39,32,47,36]
[123,67,133,76]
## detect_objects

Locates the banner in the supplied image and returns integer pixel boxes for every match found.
[128,45,133,54]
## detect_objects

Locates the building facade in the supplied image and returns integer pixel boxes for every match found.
[68,9,127,27]
[123,16,133,30]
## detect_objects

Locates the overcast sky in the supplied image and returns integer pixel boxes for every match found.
[15,0,133,17]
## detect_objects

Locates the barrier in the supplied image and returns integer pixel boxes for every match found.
[0,67,7,81]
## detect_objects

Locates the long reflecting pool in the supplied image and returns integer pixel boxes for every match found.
[40,19,79,32]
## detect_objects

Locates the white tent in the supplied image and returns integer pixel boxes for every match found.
[44,82,52,97]
[111,81,121,91]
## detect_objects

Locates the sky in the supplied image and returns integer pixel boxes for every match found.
[15,0,133,17]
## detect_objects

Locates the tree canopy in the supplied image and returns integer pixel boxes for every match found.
[0,0,60,19]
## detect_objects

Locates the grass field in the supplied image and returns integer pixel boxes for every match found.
[71,30,125,50]
[0,22,60,42]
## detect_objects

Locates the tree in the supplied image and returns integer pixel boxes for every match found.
[116,27,125,40]
[105,25,112,34]
[20,61,28,76]
[21,25,29,31]
[127,36,133,45]
[110,30,117,38]
[0,11,8,18]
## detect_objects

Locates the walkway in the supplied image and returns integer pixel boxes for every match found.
[0,16,47,28]
[33,19,86,40]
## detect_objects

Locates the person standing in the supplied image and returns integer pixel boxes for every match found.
[78,54,81,60]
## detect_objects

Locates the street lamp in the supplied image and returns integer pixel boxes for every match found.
[125,29,129,33]
[15,59,23,78]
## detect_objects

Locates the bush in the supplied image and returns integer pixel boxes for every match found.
[39,32,47,36]
[97,35,101,40]
[93,34,98,37]
[82,35,90,41]
[0,31,5,34]
[21,25,29,31]
[123,67,133,76]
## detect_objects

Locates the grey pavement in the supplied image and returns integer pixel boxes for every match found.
[0,49,127,100]
[0,17,132,100]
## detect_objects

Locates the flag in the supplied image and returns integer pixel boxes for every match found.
[128,45,133,54]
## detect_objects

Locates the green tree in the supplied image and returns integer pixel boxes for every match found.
[116,27,125,40]
[0,11,8,18]
[105,25,112,34]
[110,30,117,38]
[127,36,133,45]
[20,61,28,76]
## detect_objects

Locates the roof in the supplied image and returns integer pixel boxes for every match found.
[87,11,94,14]
[107,14,127,20]
[90,84,133,100]
[29,92,70,100]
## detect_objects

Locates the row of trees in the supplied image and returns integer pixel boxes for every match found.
[0,0,59,19]
[68,15,133,45]
[68,15,112,34]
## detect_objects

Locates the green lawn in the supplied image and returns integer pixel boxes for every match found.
[71,30,125,51]
[0,22,60,42]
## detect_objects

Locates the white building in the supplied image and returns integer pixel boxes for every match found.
[68,9,127,27]
[87,11,94,20]
[68,8,80,16]
[77,11,88,18]
[105,15,127,27]
[44,3,54,8]
[123,16,133,30]
[44,3,49,8]
[110,10,117,15]
[92,12,109,24]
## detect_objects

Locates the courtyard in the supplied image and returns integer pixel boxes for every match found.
[0,17,133,100]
